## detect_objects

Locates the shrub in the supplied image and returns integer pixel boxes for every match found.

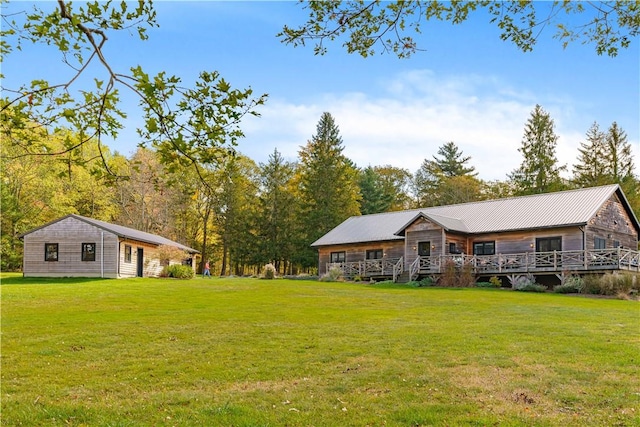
[439,260,458,287]
[320,266,343,282]
[419,276,436,287]
[512,275,546,292]
[554,276,584,294]
[475,282,497,288]
[162,264,195,279]
[582,272,637,297]
[489,276,502,287]
[262,263,277,279]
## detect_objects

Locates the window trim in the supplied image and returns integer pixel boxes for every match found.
[330,251,346,263]
[536,236,562,252]
[82,243,96,261]
[45,243,59,262]
[124,244,132,263]
[366,249,383,260]
[473,241,495,256]
[417,241,431,256]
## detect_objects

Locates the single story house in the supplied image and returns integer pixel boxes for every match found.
[20,214,199,278]
[312,184,640,283]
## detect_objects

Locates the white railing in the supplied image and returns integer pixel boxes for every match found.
[329,249,639,279]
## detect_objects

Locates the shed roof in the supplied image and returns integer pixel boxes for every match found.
[312,184,639,247]
[20,214,199,254]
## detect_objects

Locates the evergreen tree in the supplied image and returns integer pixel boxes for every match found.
[297,112,360,269]
[572,122,609,187]
[413,141,479,206]
[256,149,297,273]
[432,141,477,177]
[358,166,393,214]
[509,105,566,195]
[606,122,635,183]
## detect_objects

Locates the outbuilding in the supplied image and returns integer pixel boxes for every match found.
[20,214,199,278]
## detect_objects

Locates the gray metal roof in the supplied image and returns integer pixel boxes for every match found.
[312,184,638,247]
[21,214,199,253]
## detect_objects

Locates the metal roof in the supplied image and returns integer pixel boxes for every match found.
[20,214,199,254]
[312,184,638,247]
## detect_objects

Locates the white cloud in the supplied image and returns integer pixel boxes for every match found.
[242,69,639,181]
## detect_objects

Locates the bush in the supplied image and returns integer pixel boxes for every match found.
[162,264,195,279]
[476,282,497,288]
[512,275,546,292]
[262,263,277,279]
[554,276,584,294]
[319,266,343,282]
[582,272,637,297]
[489,276,502,287]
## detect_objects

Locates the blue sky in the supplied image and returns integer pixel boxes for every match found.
[3,1,639,181]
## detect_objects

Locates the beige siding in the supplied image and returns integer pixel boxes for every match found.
[23,217,119,278]
[118,240,185,278]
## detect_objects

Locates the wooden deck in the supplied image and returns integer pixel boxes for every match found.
[328,249,640,282]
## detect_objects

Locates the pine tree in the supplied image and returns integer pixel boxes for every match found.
[256,148,297,273]
[606,122,635,183]
[358,166,393,214]
[432,141,477,177]
[572,122,609,187]
[510,104,566,195]
[297,112,360,268]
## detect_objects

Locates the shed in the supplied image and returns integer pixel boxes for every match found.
[20,214,199,278]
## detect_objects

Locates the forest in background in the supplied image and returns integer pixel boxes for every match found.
[2,106,638,275]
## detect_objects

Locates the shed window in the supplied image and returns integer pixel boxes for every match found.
[82,243,96,261]
[45,243,59,261]
[366,249,383,259]
[594,237,606,250]
[330,251,346,263]
[473,241,495,255]
[125,245,132,263]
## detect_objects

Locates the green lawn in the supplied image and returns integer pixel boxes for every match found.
[2,274,639,426]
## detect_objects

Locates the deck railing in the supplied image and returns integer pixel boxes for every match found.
[329,248,639,279]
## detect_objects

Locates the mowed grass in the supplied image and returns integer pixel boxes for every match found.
[1,274,639,426]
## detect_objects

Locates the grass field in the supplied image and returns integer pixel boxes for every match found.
[1,273,639,426]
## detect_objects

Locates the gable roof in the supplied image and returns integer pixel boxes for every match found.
[312,184,640,247]
[20,214,199,254]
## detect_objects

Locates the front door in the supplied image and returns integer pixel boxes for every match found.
[136,248,144,277]
[418,241,431,256]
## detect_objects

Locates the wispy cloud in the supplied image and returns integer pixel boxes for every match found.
[242,69,638,181]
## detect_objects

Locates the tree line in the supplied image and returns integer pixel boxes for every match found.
[2,106,638,274]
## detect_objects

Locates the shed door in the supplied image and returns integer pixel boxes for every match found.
[136,248,144,277]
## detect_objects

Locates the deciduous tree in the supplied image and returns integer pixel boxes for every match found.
[280,1,639,58]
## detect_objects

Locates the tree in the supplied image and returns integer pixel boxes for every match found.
[1,1,266,180]
[296,112,360,268]
[358,166,393,214]
[256,148,298,273]
[572,122,609,187]
[509,105,566,195]
[280,1,639,58]
[413,141,479,206]
[605,122,635,183]
[373,165,413,211]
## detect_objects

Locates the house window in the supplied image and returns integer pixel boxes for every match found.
[473,241,495,255]
[45,243,58,261]
[366,249,383,259]
[594,237,606,250]
[417,241,431,256]
[330,251,346,263]
[125,245,132,263]
[613,240,621,248]
[82,243,96,261]
[536,237,562,252]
